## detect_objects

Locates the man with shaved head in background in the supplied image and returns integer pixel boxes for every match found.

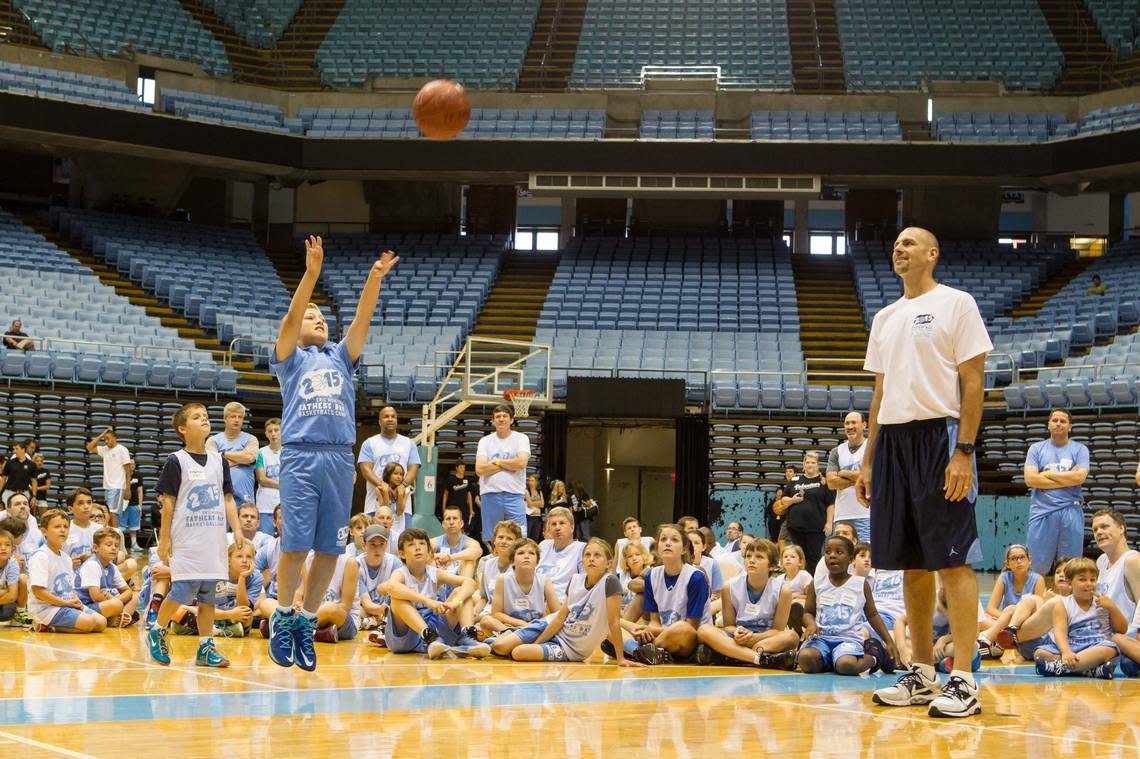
[826,411,870,544]
[857,227,992,718]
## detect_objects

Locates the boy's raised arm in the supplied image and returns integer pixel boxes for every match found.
[344,250,399,364]
[276,236,324,363]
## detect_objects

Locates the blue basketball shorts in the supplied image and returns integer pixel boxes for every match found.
[279,445,354,555]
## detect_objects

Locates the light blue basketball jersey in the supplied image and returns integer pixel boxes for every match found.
[727,573,781,633]
[270,341,358,446]
[813,573,867,644]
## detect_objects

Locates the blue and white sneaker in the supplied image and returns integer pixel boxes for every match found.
[1120,656,1140,678]
[195,639,230,668]
[293,613,318,672]
[452,636,491,658]
[1080,662,1114,680]
[147,626,171,665]
[268,608,296,668]
[1035,658,1068,676]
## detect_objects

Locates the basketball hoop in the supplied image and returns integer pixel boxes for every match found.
[503,389,537,418]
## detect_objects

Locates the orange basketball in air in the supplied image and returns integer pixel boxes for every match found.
[412,79,471,140]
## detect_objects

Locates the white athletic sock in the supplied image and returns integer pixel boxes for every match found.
[914,662,937,681]
[949,669,976,688]
[300,608,317,621]
[199,636,213,647]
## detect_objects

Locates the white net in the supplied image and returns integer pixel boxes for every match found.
[505,390,536,418]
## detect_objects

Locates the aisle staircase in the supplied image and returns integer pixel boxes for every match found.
[1010,256,1097,318]
[471,252,559,343]
[790,254,869,385]
[787,0,846,93]
[517,0,588,92]
[1037,0,1116,93]
[0,0,46,48]
[178,0,346,89]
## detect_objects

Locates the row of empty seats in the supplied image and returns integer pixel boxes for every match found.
[161,88,293,134]
[301,107,606,139]
[933,111,1070,143]
[834,0,1063,91]
[640,110,715,139]
[0,347,238,394]
[569,0,794,90]
[539,237,799,332]
[316,0,540,88]
[751,110,902,141]
[0,59,149,113]
[1084,0,1140,57]
[15,0,230,76]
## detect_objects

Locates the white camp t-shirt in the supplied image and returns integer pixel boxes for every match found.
[476,431,530,495]
[97,444,132,490]
[27,546,77,624]
[864,284,993,425]
[829,440,868,523]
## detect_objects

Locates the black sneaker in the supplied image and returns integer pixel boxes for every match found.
[695,643,725,666]
[757,650,798,671]
[600,639,618,659]
[636,643,672,666]
[864,638,896,674]
[421,626,439,645]
[460,625,479,640]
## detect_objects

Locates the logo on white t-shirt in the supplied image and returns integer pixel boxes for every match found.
[185,483,220,513]
[911,313,935,340]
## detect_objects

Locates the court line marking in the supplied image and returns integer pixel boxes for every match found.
[0,728,94,758]
[0,638,287,692]
[757,692,1140,752]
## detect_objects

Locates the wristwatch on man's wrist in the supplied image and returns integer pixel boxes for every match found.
[954,441,975,456]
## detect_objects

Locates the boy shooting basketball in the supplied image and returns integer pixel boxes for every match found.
[267,235,398,671]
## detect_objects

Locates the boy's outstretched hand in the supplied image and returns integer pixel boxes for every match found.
[372,250,399,279]
[304,235,324,274]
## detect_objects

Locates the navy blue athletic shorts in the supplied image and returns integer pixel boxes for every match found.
[870,417,981,571]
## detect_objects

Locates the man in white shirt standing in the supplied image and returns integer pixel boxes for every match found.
[85,429,136,551]
[826,411,870,544]
[857,227,991,719]
[357,405,421,519]
[475,404,530,542]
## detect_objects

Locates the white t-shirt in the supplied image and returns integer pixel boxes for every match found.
[97,443,132,490]
[27,546,77,624]
[254,446,282,514]
[863,284,992,425]
[614,536,654,563]
[357,433,421,515]
[64,521,98,560]
[476,431,530,495]
[828,440,868,523]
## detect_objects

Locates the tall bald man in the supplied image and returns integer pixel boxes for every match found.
[858,227,992,718]
[826,411,870,544]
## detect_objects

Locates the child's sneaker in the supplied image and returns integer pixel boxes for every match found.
[757,650,798,671]
[633,643,672,665]
[34,623,53,633]
[995,626,1019,651]
[863,638,896,674]
[420,626,439,645]
[872,664,940,706]
[1121,656,1140,678]
[427,640,450,659]
[313,624,338,644]
[145,595,163,631]
[928,675,981,718]
[8,610,31,627]
[1080,662,1114,680]
[259,618,270,639]
[195,639,230,668]
[454,637,491,658]
[268,609,296,668]
[937,649,982,674]
[147,626,171,665]
[215,622,245,638]
[367,630,388,648]
[695,643,725,666]
[292,613,318,671]
[1035,657,1068,676]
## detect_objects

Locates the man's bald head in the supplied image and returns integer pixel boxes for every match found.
[892,226,940,280]
[899,226,939,254]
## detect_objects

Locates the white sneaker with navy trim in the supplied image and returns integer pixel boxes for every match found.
[872,664,940,706]
[928,673,981,718]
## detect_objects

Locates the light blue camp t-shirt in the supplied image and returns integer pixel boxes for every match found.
[270,341,359,446]
[1025,440,1089,515]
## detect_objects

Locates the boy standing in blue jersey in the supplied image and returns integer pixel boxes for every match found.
[268,234,398,671]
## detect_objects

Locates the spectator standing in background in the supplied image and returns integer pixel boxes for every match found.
[31,453,51,511]
[827,412,870,544]
[1023,409,1089,576]
[357,406,420,520]
[85,429,136,550]
[207,402,259,507]
[0,441,36,504]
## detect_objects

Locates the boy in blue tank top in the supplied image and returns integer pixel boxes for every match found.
[267,235,398,672]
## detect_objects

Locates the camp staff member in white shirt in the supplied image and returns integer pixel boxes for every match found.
[357,406,421,517]
[826,411,870,544]
[475,404,530,542]
[858,226,992,719]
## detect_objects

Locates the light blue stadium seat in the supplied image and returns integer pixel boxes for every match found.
[170,365,194,389]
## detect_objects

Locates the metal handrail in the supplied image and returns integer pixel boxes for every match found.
[1019,360,1138,381]
[22,334,209,360]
